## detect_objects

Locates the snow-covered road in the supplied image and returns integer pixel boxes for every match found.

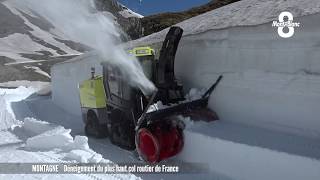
[1,82,320,180]
[0,82,231,180]
[0,84,141,180]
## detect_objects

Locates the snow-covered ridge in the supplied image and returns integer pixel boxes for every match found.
[0,0,81,62]
[118,6,144,18]
[0,0,142,63]
[118,2,143,18]
[129,0,320,46]
[118,9,143,18]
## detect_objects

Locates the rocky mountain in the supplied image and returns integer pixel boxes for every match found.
[0,0,143,82]
[95,0,144,40]
[0,0,241,83]
[141,0,241,36]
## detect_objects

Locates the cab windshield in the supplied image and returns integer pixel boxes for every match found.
[137,55,154,80]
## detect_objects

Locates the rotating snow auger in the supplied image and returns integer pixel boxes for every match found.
[79,26,223,163]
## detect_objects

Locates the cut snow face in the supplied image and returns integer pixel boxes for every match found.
[25,126,74,150]
[16,0,155,94]
[23,117,55,135]
[128,0,320,46]
[0,95,16,130]
[0,86,38,121]
[125,0,320,139]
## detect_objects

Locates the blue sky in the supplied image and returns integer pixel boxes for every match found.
[118,0,211,16]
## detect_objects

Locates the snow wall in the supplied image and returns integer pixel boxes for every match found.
[175,13,320,138]
[51,13,320,139]
[51,53,104,116]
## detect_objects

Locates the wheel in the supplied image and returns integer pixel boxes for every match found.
[109,110,136,150]
[85,111,108,138]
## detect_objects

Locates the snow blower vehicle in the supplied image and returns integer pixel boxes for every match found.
[79,26,223,163]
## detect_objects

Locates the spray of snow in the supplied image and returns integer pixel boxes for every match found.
[16,0,155,94]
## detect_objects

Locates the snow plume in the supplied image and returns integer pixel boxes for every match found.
[16,0,155,95]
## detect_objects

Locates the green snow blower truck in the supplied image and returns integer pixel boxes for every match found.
[79,26,223,163]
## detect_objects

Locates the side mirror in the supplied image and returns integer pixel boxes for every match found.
[91,67,95,79]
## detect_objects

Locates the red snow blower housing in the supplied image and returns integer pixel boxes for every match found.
[136,119,184,163]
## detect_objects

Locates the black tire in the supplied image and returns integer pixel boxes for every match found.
[109,110,136,150]
[85,111,108,138]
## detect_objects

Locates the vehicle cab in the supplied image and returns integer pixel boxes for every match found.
[128,47,156,81]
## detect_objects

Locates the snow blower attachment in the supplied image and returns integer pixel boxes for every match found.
[136,75,223,163]
[79,26,223,163]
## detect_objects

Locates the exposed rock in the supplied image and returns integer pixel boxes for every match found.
[141,0,241,36]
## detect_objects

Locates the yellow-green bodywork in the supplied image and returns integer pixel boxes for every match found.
[79,76,106,109]
[79,46,155,109]
[128,47,155,57]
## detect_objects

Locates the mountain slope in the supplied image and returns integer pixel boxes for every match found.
[0,0,143,82]
[0,1,81,62]
[0,0,143,63]
[95,0,144,39]
[141,0,241,36]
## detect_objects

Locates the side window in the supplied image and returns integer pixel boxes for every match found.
[107,66,121,96]
[105,65,131,101]
[121,81,131,100]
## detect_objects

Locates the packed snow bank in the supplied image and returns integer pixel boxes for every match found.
[0,86,37,130]
[0,83,47,120]
[24,118,88,151]
[0,94,16,130]
[0,86,142,180]
[22,118,101,161]
[0,81,49,89]
[69,136,90,150]
[178,120,320,180]
[35,83,51,96]
[122,0,320,138]
[209,71,320,138]
[23,118,104,163]
[51,52,104,116]
[23,117,55,135]
[129,0,320,46]
[129,10,320,138]
[174,14,320,137]
[65,149,105,163]
[0,131,21,146]
[26,126,74,150]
